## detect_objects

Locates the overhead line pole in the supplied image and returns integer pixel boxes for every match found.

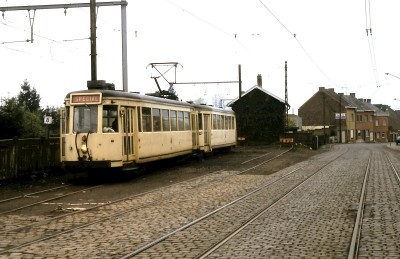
[90,0,97,82]
[0,2,126,12]
[172,81,239,85]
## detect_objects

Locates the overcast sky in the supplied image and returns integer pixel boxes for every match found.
[1,0,400,113]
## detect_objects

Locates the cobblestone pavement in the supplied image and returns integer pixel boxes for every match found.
[357,146,400,258]
[1,143,400,258]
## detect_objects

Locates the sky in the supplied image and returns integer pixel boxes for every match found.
[1,0,400,114]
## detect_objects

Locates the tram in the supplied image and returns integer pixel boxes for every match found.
[60,83,236,170]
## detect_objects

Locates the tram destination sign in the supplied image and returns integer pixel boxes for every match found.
[70,93,102,104]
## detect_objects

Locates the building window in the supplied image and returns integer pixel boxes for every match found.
[383,119,387,126]
[375,120,379,126]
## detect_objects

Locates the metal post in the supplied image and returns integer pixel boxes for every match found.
[339,93,342,143]
[90,0,97,82]
[285,61,288,128]
[323,92,326,144]
[238,64,242,99]
[121,0,128,92]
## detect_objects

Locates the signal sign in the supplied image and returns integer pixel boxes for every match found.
[44,116,53,124]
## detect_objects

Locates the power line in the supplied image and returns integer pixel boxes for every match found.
[166,0,234,39]
[257,0,335,86]
[364,0,380,88]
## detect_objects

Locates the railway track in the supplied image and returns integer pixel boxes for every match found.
[0,185,103,215]
[0,147,293,256]
[0,185,71,204]
[349,149,400,258]
[1,144,392,258]
[120,146,348,258]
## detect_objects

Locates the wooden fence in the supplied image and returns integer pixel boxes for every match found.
[0,138,60,181]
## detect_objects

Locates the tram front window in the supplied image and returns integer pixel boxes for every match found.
[73,105,98,133]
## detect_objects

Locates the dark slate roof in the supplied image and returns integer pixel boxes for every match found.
[342,94,388,116]
[227,85,285,106]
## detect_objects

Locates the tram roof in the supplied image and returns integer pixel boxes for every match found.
[65,89,234,114]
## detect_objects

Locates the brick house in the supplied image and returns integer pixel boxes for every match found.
[299,87,390,143]
[298,87,347,141]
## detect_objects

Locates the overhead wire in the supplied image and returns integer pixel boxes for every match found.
[0,5,121,64]
[0,17,85,63]
[257,0,335,86]
[364,0,380,88]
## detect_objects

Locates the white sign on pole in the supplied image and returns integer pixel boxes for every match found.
[44,116,53,124]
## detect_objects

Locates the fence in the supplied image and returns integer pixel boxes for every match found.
[0,138,60,181]
[280,132,328,149]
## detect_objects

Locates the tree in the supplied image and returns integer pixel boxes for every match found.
[0,97,25,139]
[18,79,41,112]
[0,80,48,139]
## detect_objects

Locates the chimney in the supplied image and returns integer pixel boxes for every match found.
[319,87,325,91]
[350,93,356,97]
[367,99,371,103]
[257,74,262,87]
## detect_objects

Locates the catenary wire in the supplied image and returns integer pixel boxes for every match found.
[257,0,335,86]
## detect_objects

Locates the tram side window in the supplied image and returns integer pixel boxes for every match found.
[61,107,70,134]
[177,111,184,131]
[142,107,152,132]
[170,110,177,131]
[162,109,170,131]
[73,106,98,133]
[103,105,118,133]
[184,112,190,130]
[212,114,217,129]
[198,114,203,130]
[153,108,161,132]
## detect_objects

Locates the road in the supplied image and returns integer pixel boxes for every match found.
[0,143,399,258]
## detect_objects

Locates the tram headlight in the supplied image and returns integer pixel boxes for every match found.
[81,144,88,153]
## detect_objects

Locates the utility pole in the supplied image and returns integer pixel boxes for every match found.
[90,0,97,82]
[238,64,242,99]
[323,92,326,144]
[339,93,342,143]
[285,61,288,128]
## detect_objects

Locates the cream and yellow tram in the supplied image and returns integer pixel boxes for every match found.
[60,89,236,170]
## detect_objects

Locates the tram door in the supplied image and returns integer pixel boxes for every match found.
[60,107,66,161]
[203,114,211,150]
[191,113,199,149]
[122,107,135,161]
